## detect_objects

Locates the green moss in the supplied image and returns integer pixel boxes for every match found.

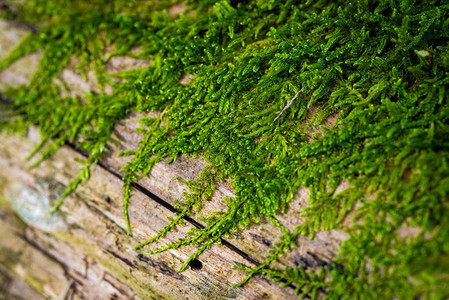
[2,0,449,298]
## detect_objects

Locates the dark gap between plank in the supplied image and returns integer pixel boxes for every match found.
[65,142,307,297]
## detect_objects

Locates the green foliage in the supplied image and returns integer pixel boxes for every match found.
[2,0,449,298]
[267,266,329,299]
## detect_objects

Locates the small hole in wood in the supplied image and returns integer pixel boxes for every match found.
[110,294,118,300]
[103,195,112,204]
[188,259,203,270]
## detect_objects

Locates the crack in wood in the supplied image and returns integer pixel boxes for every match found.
[135,254,184,280]
[64,140,263,267]
[249,233,275,249]
[106,249,136,269]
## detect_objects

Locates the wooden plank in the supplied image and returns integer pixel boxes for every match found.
[0,18,299,299]
[0,127,297,299]
[104,115,348,271]
[45,21,348,273]
[57,45,348,273]
[0,17,350,298]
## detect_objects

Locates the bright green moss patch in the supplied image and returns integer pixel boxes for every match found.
[1,0,449,298]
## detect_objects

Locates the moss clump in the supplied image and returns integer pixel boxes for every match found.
[1,0,449,298]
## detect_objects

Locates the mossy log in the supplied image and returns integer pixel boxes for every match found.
[0,18,346,299]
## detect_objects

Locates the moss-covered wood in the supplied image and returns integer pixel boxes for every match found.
[1,0,449,299]
[0,127,301,299]
[0,18,305,299]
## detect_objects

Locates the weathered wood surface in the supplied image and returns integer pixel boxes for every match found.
[0,18,348,299]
